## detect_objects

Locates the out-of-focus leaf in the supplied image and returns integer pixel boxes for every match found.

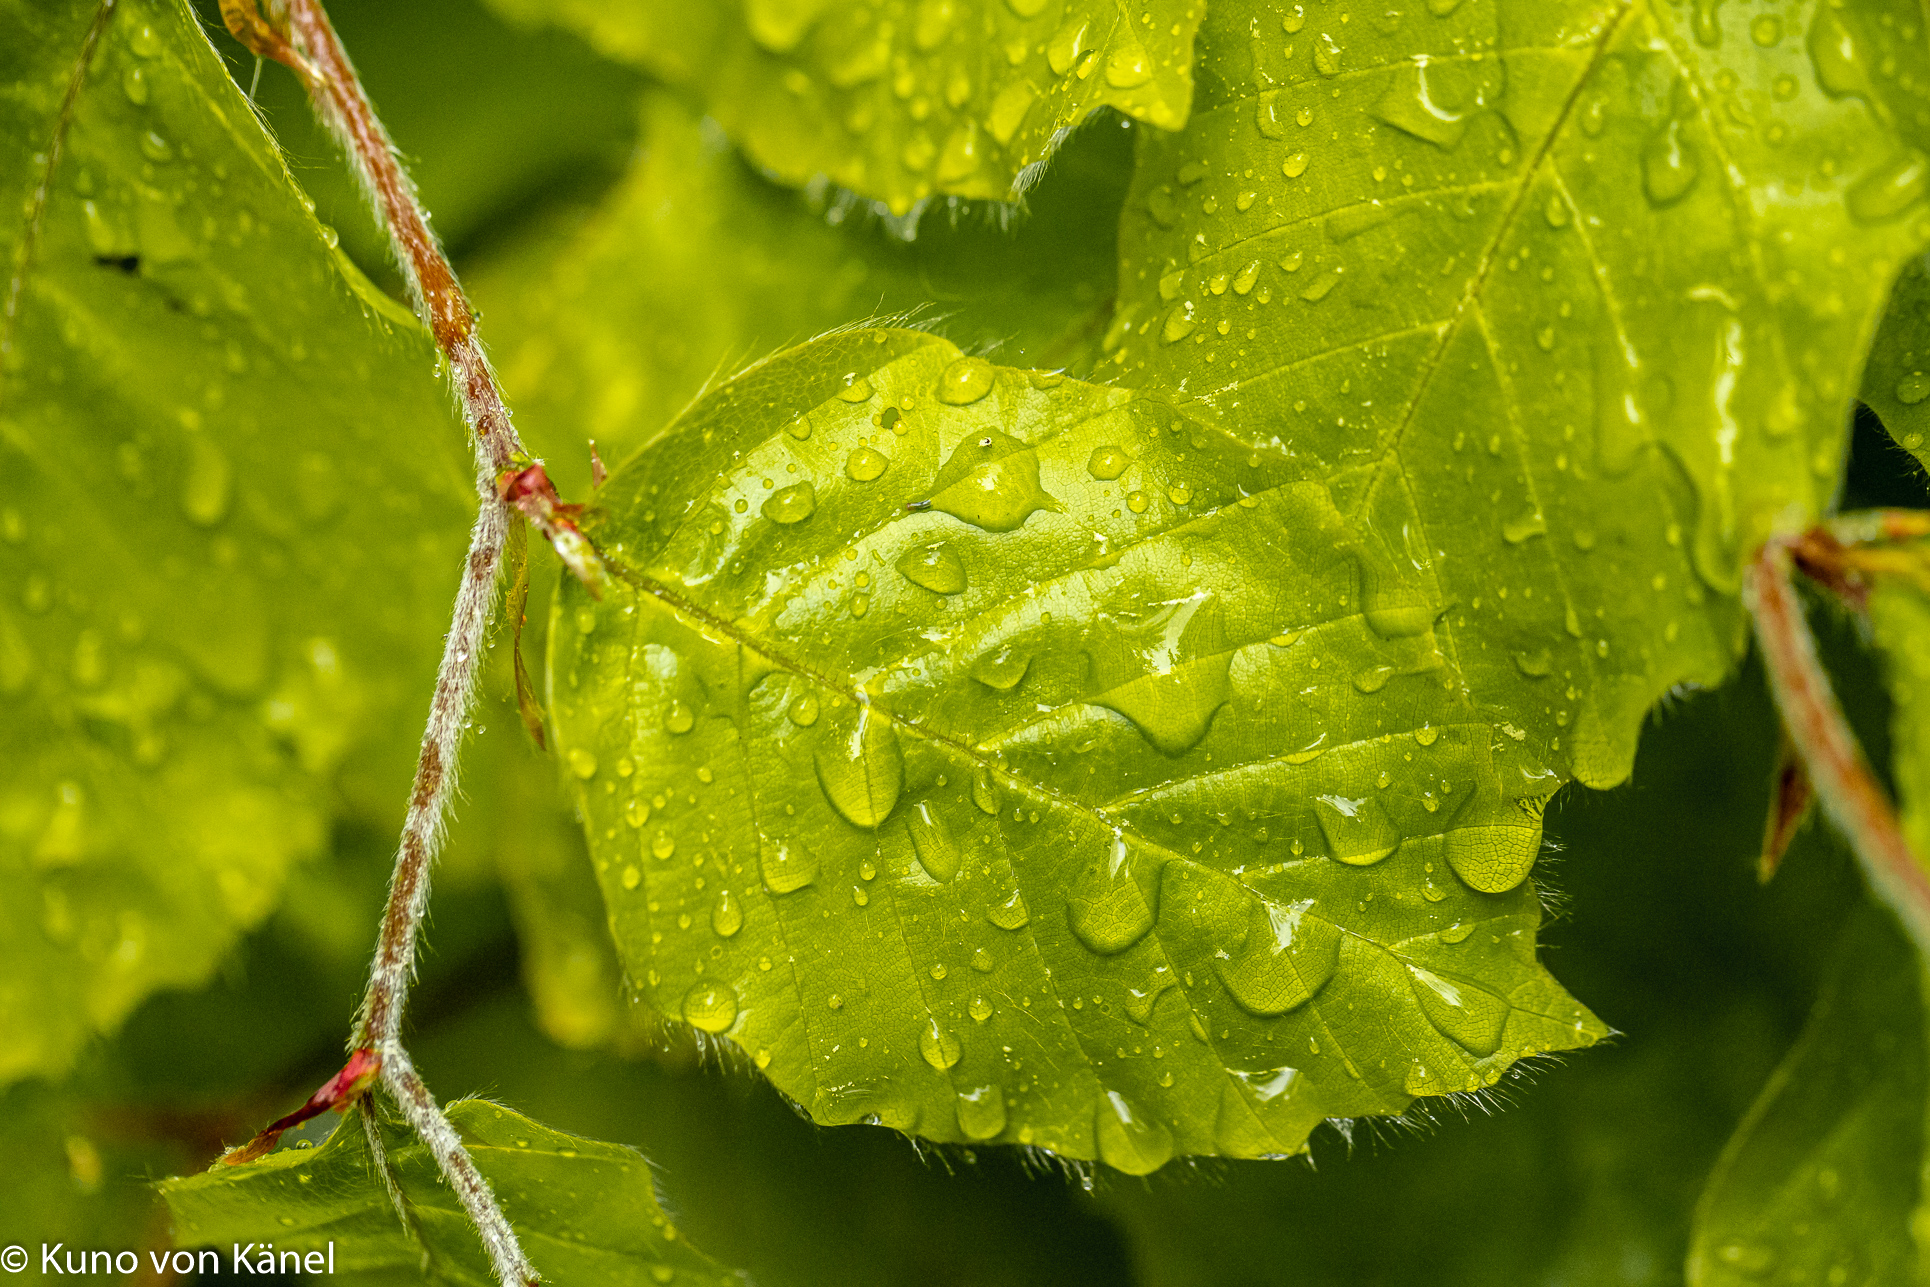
[0,0,475,1083]
[1863,258,1930,474]
[191,0,644,295]
[481,0,1201,213]
[471,90,1136,496]
[1105,0,1930,796]
[161,1100,742,1286]
[1688,908,1926,1286]
[549,327,1604,1172]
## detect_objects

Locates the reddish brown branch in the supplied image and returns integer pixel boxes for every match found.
[1748,537,1930,952]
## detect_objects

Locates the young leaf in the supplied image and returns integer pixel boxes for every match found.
[1,0,475,1082]
[473,90,1136,494]
[1687,907,1926,1286]
[548,328,1605,1172]
[479,0,1203,213]
[1862,256,1930,474]
[1105,0,1930,790]
[160,1100,742,1286]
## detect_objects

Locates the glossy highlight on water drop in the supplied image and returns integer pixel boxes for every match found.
[896,542,967,594]
[763,482,817,524]
[936,356,996,405]
[681,980,739,1034]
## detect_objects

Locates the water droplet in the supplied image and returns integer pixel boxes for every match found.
[956,1085,1007,1140]
[1215,896,1341,1015]
[1067,834,1155,954]
[1642,120,1700,207]
[788,694,821,726]
[567,747,598,779]
[1409,966,1510,1056]
[625,798,650,827]
[926,429,1057,531]
[1105,40,1153,88]
[971,947,994,972]
[920,1019,963,1070]
[847,445,889,481]
[682,980,739,1034]
[1046,17,1089,75]
[1751,14,1782,45]
[1282,151,1310,178]
[1848,149,1929,223]
[761,838,819,894]
[712,889,743,937]
[1445,812,1543,893]
[1095,1090,1173,1175]
[1087,445,1131,480]
[1514,649,1553,678]
[652,832,677,860]
[816,707,904,828]
[665,701,695,734]
[1352,664,1395,694]
[122,64,148,105]
[1312,32,1343,76]
[1501,509,1547,543]
[180,436,232,526]
[1899,372,1930,405]
[970,644,1030,691]
[1092,650,1232,756]
[763,482,817,524]
[968,995,994,1021]
[908,801,961,881]
[836,375,874,403]
[897,542,967,593]
[938,122,983,184]
[987,889,1030,929]
[1313,794,1402,865]
[986,80,1037,145]
[621,865,641,891]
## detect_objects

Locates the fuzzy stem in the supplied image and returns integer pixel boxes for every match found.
[1748,538,1930,952]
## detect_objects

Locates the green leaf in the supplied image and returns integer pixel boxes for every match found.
[1,0,474,1083]
[479,0,1203,213]
[1104,0,1930,791]
[1687,907,1927,1286]
[1862,257,1930,473]
[548,327,1605,1172]
[472,89,1137,496]
[160,1100,742,1286]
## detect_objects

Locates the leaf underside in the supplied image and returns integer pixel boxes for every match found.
[160,1100,740,1287]
[0,0,474,1084]
[482,0,1205,213]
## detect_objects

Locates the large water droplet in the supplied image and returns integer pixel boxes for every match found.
[1087,445,1130,480]
[1408,966,1510,1056]
[1067,834,1155,954]
[927,429,1057,531]
[987,889,1030,929]
[897,542,967,593]
[1105,39,1153,89]
[936,356,997,405]
[1214,897,1340,1015]
[847,446,890,481]
[1091,656,1232,756]
[763,482,817,524]
[1445,809,1543,893]
[1312,32,1342,76]
[1313,794,1402,865]
[956,1085,1007,1140]
[970,644,1030,691]
[712,888,744,937]
[567,747,598,779]
[761,838,820,894]
[920,1019,963,1070]
[1642,119,1700,207]
[1094,1090,1173,1175]
[1847,149,1929,223]
[682,980,739,1034]
[181,436,232,526]
[908,801,961,882]
[816,707,904,828]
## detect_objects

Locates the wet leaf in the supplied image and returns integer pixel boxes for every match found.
[480,0,1203,213]
[1863,257,1930,473]
[472,89,1136,495]
[549,329,1604,1172]
[1687,907,1926,1287]
[0,0,475,1083]
[1105,0,1930,797]
[160,1100,742,1286]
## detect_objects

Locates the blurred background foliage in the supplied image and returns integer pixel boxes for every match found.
[4,0,1927,1282]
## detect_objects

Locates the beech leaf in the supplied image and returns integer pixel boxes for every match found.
[160,1100,741,1287]
[548,328,1605,1172]
[0,0,474,1083]
[480,0,1204,212]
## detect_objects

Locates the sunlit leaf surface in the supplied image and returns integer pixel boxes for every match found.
[549,328,1605,1171]
[482,0,1204,212]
